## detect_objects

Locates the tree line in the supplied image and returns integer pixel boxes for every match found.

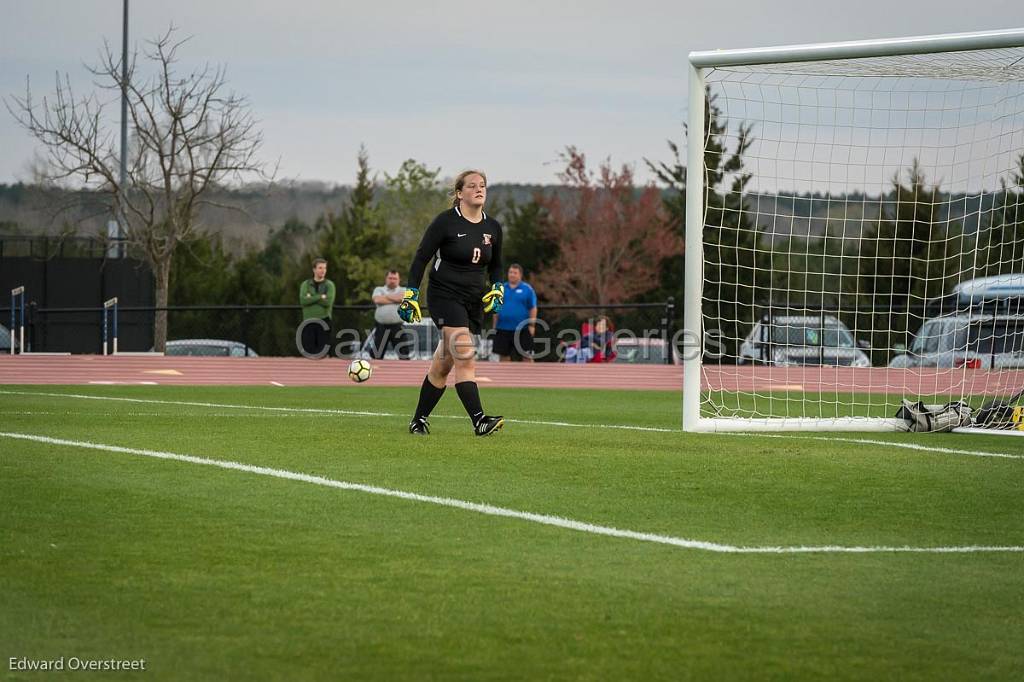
[6,28,1023,360]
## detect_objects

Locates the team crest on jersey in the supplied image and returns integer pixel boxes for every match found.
[482,234,492,245]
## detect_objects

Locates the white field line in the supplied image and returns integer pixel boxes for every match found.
[749,434,1024,461]
[2,430,1021,555]
[3,410,321,418]
[0,389,1020,459]
[0,389,676,432]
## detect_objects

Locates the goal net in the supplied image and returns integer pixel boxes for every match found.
[683,30,1024,432]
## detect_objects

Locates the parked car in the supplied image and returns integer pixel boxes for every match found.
[612,337,681,365]
[0,322,18,352]
[887,313,1024,369]
[162,339,258,357]
[737,315,872,367]
[360,318,495,361]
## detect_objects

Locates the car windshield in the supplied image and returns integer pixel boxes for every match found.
[769,322,854,348]
[614,343,667,364]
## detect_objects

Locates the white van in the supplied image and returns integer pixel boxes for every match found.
[953,273,1024,308]
[926,273,1024,317]
[888,313,1024,369]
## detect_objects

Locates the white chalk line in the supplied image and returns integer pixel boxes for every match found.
[0,389,1020,459]
[0,389,675,432]
[3,410,315,418]
[749,433,1024,461]
[2,430,1020,555]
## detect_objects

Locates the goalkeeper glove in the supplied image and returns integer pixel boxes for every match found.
[398,288,421,323]
[482,283,504,314]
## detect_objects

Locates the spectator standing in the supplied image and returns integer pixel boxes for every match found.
[492,263,537,362]
[299,258,336,357]
[370,270,409,359]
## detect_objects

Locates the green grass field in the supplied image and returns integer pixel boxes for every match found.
[2,384,1023,681]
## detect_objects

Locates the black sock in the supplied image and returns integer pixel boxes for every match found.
[413,376,446,420]
[455,381,484,425]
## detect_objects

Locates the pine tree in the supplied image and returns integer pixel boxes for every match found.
[858,161,964,360]
[646,89,760,358]
[978,153,1024,277]
[313,147,392,307]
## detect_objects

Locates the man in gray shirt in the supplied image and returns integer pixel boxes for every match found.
[370,270,409,359]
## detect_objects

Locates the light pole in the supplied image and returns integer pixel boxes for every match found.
[107,0,128,258]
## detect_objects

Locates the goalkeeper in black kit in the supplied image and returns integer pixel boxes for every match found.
[399,170,505,436]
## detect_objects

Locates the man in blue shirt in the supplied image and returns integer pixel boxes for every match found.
[492,263,538,362]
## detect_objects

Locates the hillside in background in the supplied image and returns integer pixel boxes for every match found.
[747,192,994,244]
[0,182,999,250]
[0,182,555,248]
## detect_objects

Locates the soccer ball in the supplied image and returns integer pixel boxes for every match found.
[347,359,373,383]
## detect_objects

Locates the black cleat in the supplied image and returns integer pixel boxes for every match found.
[474,415,505,437]
[409,417,430,435]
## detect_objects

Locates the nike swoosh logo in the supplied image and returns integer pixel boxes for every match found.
[457,233,467,237]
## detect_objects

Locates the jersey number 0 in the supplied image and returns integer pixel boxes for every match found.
[471,247,481,263]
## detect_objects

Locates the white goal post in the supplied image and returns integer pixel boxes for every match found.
[684,29,1024,433]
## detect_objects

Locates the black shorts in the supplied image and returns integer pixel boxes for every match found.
[428,294,484,335]
[493,327,534,359]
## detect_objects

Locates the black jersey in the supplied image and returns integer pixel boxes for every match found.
[407,206,503,302]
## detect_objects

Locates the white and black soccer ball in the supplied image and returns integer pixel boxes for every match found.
[347,358,373,383]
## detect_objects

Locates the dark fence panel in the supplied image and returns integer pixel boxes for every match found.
[0,256,154,352]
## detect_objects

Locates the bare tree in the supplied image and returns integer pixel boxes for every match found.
[6,27,271,350]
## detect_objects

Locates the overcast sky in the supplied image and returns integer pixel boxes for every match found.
[2,1,1023,186]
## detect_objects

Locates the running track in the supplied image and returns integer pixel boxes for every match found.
[0,355,1020,395]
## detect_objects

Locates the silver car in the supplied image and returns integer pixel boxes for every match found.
[163,339,258,357]
[888,314,1024,369]
[360,318,495,361]
[0,323,18,352]
[737,315,872,367]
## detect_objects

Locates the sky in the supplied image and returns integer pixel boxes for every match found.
[2,1,1023,187]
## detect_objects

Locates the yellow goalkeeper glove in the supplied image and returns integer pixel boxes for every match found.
[482,283,504,314]
[398,288,421,323]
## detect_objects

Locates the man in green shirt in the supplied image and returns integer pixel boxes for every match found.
[299,258,336,357]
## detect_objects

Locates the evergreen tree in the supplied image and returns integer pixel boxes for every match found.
[379,159,447,274]
[978,153,1024,277]
[857,161,964,361]
[313,147,392,307]
[646,90,760,359]
[301,147,393,350]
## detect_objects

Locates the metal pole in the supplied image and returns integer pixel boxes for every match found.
[104,298,118,355]
[688,27,1024,68]
[682,63,706,432]
[11,287,25,355]
[114,0,129,258]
